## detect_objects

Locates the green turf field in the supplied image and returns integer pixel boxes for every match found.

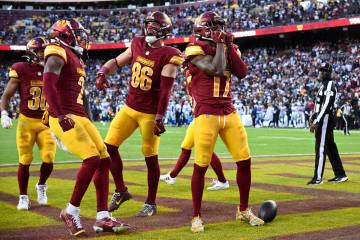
[1,121,360,239]
[0,120,359,164]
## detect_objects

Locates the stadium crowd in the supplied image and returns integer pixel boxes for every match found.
[1,0,360,44]
[1,38,359,129]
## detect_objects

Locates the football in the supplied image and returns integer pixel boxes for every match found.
[258,200,278,223]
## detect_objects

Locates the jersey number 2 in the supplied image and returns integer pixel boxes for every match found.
[28,87,47,111]
[131,62,153,91]
[77,76,85,105]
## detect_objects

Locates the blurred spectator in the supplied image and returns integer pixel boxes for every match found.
[1,38,359,129]
[1,0,359,44]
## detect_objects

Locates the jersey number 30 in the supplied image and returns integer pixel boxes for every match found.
[131,62,153,91]
[28,87,47,111]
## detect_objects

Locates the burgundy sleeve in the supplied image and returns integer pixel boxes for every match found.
[43,72,64,117]
[156,76,175,120]
[228,44,248,79]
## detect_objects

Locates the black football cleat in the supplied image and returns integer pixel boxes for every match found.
[328,176,348,183]
[307,178,323,185]
[108,190,132,212]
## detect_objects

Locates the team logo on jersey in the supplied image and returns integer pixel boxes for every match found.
[31,80,44,86]
[145,51,150,55]
[136,56,155,67]
[37,72,42,76]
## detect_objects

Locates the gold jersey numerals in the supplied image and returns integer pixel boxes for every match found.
[28,86,47,111]
[131,62,153,91]
[77,76,85,105]
[213,71,231,97]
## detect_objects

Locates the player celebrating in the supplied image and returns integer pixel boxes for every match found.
[185,12,264,232]
[96,11,183,217]
[1,37,56,211]
[160,70,229,190]
[43,19,129,236]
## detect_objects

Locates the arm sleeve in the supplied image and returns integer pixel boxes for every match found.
[227,44,248,79]
[44,44,67,64]
[43,72,64,117]
[184,44,205,60]
[9,68,19,79]
[8,63,23,79]
[165,48,184,66]
[314,81,334,124]
[156,76,175,119]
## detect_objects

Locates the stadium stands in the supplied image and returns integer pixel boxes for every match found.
[1,0,359,44]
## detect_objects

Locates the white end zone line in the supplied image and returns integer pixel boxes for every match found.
[1,152,359,167]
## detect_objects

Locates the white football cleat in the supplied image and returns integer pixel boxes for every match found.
[160,172,176,185]
[17,195,30,210]
[35,183,48,205]
[207,179,229,190]
[191,216,204,233]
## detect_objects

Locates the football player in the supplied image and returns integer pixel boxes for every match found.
[96,11,183,217]
[184,12,264,232]
[1,37,56,211]
[42,19,129,236]
[160,70,229,190]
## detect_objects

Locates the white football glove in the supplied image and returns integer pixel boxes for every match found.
[1,110,12,129]
[50,131,69,152]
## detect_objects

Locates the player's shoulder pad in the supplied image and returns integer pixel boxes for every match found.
[185,42,205,58]
[9,62,28,79]
[44,43,67,63]
[165,47,184,66]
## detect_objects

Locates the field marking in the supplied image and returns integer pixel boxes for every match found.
[258,136,312,140]
[1,152,359,167]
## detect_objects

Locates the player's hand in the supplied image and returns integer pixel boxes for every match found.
[1,110,12,129]
[96,73,109,90]
[153,119,165,136]
[41,110,50,127]
[225,32,234,45]
[310,123,318,133]
[211,30,225,43]
[58,115,75,132]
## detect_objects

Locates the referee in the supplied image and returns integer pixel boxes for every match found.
[308,62,348,185]
[340,101,352,135]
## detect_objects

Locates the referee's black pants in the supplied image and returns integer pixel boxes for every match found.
[342,115,350,135]
[313,114,346,180]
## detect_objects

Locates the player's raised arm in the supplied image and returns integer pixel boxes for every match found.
[225,33,248,79]
[0,75,20,128]
[190,33,226,76]
[95,47,132,90]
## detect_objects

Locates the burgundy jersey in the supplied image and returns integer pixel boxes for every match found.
[44,43,87,117]
[8,62,46,119]
[185,40,235,117]
[126,36,183,114]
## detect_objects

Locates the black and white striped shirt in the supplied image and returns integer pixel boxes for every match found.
[314,80,337,124]
[340,104,352,116]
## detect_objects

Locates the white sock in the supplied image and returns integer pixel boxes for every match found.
[96,211,110,220]
[66,203,80,215]
[19,195,28,198]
